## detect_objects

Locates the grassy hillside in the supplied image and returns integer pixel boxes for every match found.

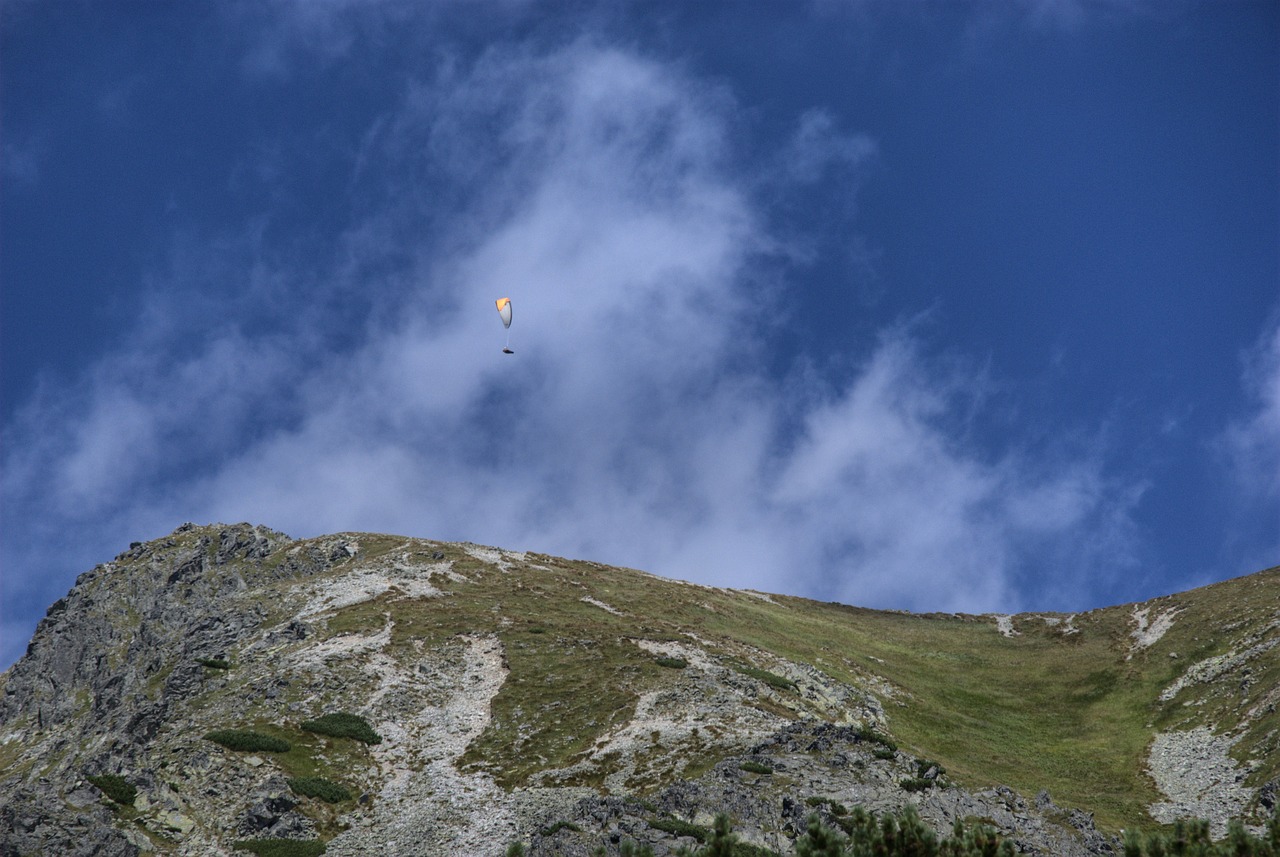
[305,535,1278,834]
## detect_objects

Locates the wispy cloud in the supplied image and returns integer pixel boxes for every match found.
[1,138,42,187]
[1,38,1141,667]
[1224,319,1280,498]
[1218,318,1280,569]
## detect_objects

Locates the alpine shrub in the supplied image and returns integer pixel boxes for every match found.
[666,814,776,857]
[1120,808,1280,857]
[805,796,848,816]
[899,776,935,792]
[287,776,351,803]
[795,806,1014,857]
[87,773,136,805]
[740,760,773,775]
[651,817,710,842]
[733,665,796,691]
[231,839,326,857]
[854,725,897,752]
[205,730,291,753]
[300,712,382,745]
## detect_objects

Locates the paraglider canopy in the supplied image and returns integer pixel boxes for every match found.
[496,297,514,353]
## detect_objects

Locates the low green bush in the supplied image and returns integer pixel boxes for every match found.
[591,842,655,857]
[655,656,688,669]
[733,665,796,691]
[650,817,710,842]
[855,725,897,752]
[795,806,1010,857]
[790,804,1280,857]
[899,777,935,792]
[667,814,780,856]
[231,839,326,857]
[739,760,773,775]
[287,776,351,803]
[300,712,382,745]
[204,730,291,753]
[805,796,848,816]
[197,657,231,670]
[914,758,945,778]
[87,773,136,805]
[1122,812,1280,857]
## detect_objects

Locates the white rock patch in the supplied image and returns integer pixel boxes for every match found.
[1147,727,1254,838]
[742,590,779,604]
[635,639,716,669]
[287,617,393,670]
[1041,614,1079,634]
[297,565,446,618]
[1128,605,1180,659]
[992,615,1019,637]
[327,635,515,857]
[579,595,622,615]
[461,544,525,571]
[1160,626,1280,702]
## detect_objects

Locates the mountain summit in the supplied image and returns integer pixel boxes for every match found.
[2,523,1276,856]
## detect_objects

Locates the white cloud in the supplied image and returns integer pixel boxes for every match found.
[2,138,42,187]
[0,38,1138,668]
[783,109,877,185]
[1223,319,1280,502]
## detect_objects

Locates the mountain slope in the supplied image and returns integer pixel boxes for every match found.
[1,523,1276,856]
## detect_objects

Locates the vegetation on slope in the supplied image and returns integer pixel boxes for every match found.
[87,773,136,805]
[34,523,1271,850]
[313,536,1277,834]
[204,730,292,753]
[300,712,382,745]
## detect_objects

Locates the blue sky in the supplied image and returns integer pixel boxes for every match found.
[2,0,1276,670]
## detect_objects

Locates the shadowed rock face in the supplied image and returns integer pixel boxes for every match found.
[0,523,1275,856]
[513,723,1113,857]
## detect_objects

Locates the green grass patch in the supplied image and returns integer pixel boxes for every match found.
[205,730,291,753]
[739,760,773,775]
[287,776,351,803]
[655,656,688,669]
[231,840,326,857]
[300,712,382,745]
[87,773,136,805]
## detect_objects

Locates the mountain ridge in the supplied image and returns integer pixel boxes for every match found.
[1,522,1276,856]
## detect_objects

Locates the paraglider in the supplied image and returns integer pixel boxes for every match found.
[495,297,514,354]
